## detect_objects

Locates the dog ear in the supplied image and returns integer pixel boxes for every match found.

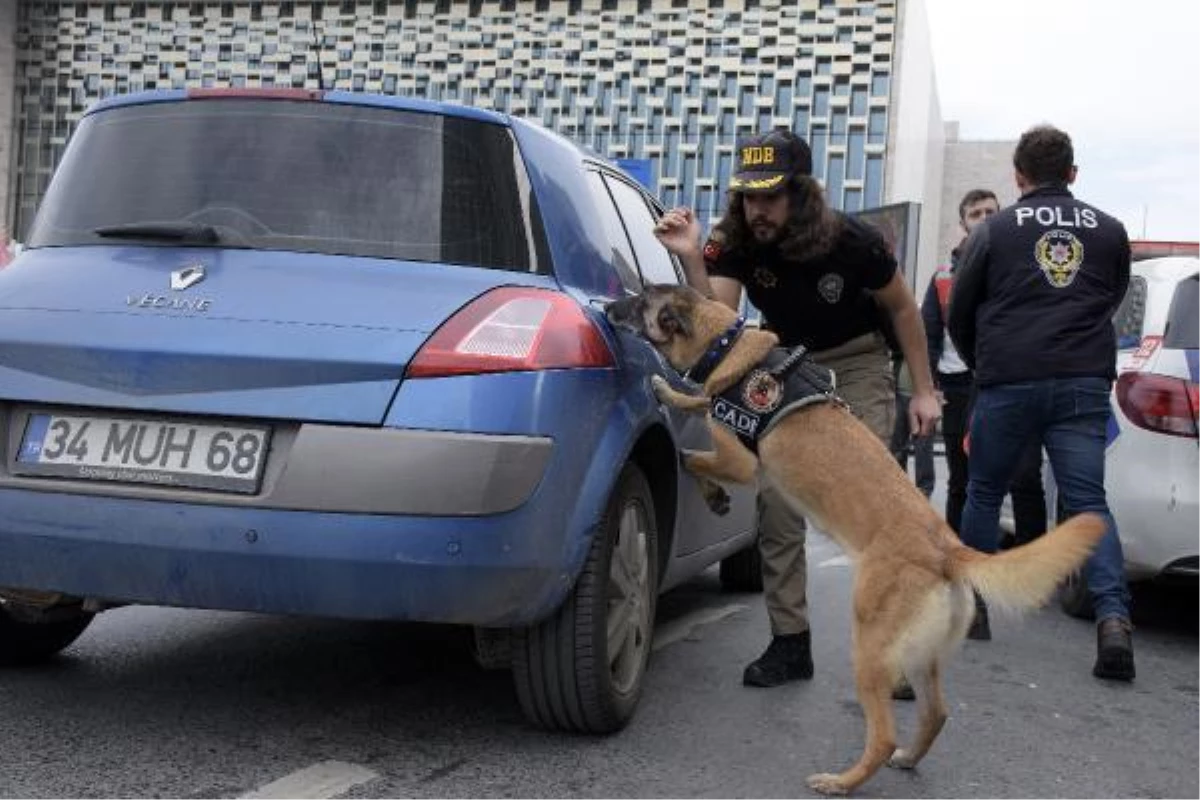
[656,303,694,340]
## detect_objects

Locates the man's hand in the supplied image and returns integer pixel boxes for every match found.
[908,389,942,438]
[654,206,702,259]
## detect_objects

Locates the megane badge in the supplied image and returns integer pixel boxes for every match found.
[171,265,206,291]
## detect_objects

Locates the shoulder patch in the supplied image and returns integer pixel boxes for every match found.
[703,237,723,262]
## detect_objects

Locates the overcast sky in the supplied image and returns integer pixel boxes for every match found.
[924,0,1200,241]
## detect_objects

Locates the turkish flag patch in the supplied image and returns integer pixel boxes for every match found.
[703,239,722,262]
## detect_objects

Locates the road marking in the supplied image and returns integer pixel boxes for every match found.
[653,603,747,651]
[817,555,850,568]
[240,761,378,799]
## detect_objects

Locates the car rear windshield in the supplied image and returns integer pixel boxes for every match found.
[1163,274,1198,349]
[25,99,545,272]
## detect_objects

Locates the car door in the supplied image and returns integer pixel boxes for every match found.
[595,170,756,554]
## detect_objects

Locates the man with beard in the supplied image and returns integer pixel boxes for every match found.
[654,129,941,690]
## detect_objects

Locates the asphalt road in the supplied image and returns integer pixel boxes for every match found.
[1,463,1196,799]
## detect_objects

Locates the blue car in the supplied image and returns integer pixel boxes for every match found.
[0,89,758,733]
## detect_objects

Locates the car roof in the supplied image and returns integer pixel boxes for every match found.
[1132,256,1200,283]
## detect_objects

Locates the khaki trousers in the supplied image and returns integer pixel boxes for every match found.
[759,331,896,635]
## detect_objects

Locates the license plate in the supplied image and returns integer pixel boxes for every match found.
[15,412,271,494]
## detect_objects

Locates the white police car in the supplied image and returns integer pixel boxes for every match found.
[1058,256,1199,616]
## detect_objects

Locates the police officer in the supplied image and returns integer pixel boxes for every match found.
[948,124,1135,681]
[655,129,941,690]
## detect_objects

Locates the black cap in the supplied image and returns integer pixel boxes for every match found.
[729,130,813,194]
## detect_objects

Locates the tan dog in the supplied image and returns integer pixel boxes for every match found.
[607,284,1105,796]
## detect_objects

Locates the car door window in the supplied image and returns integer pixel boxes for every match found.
[604,175,683,286]
[584,171,642,293]
[1112,275,1147,349]
[1163,274,1198,349]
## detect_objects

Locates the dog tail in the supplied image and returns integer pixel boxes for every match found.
[947,512,1107,613]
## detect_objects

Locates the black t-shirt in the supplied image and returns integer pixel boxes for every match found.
[705,215,897,351]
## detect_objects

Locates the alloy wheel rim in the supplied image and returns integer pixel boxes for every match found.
[606,498,651,695]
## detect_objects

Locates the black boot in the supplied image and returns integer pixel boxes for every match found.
[892,676,916,701]
[1093,617,1135,681]
[742,631,814,687]
[967,592,991,641]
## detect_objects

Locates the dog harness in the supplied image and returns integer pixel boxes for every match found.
[685,320,842,454]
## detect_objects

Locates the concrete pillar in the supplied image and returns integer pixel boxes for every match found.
[0,0,16,241]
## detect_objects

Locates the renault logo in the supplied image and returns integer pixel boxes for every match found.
[171,265,206,291]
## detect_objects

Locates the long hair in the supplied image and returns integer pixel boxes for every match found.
[713,172,842,262]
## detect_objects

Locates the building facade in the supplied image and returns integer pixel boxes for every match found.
[2,0,952,289]
[935,121,1018,268]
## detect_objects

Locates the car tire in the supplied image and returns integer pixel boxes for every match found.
[0,600,95,666]
[718,538,763,592]
[511,462,658,734]
[1059,570,1096,620]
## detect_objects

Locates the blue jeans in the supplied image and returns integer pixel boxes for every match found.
[960,377,1130,622]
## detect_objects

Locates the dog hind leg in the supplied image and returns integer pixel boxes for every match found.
[887,660,948,770]
[807,642,897,796]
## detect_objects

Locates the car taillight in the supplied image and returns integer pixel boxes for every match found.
[1116,371,1199,438]
[407,287,614,378]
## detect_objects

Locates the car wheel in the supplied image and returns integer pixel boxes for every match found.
[511,462,658,734]
[1059,570,1096,620]
[0,599,95,666]
[719,537,763,592]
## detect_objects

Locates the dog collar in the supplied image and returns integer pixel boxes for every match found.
[685,316,746,384]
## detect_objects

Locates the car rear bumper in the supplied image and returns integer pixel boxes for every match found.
[2,407,553,516]
[1108,464,1199,581]
[0,487,582,625]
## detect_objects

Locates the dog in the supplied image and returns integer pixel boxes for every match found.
[607,284,1105,796]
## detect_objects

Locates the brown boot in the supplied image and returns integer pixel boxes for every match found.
[1093,617,1135,681]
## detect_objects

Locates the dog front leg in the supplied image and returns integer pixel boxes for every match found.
[681,420,758,486]
[651,375,710,414]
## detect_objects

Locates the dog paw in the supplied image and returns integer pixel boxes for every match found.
[650,374,671,402]
[806,774,849,796]
[702,484,731,516]
[888,749,917,770]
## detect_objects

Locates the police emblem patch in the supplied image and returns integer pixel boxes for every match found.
[742,369,783,413]
[754,266,778,288]
[1034,229,1085,288]
[817,273,844,303]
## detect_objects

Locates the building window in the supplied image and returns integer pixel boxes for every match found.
[868,108,887,145]
[811,124,827,179]
[847,129,865,179]
[831,110,846,139]
[792,108,809,138]
[865,155,884,207]
[813,87,829,117]
[871,72,890,97]
[826,154,844,207]
[775,82,792,111]
[851,88,867,116]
